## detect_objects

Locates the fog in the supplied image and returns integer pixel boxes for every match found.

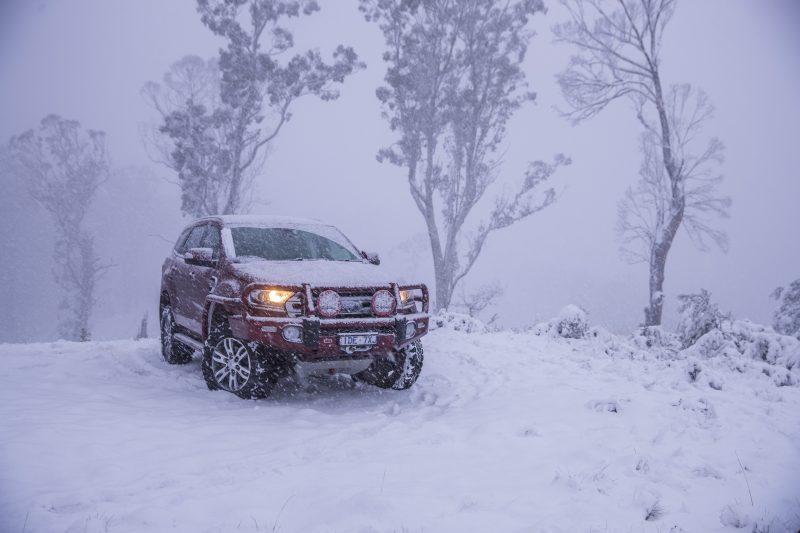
[1,0,799,343]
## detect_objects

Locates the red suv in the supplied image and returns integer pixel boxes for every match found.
[159,215,429,399]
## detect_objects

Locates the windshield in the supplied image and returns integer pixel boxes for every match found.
[229,225,363,262]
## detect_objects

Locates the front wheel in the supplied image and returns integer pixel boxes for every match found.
[355,340,424,390]
[202,316,272,399]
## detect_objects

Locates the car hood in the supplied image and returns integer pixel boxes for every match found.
[229,260,408,288]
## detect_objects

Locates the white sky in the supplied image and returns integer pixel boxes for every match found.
[1,0,799,339]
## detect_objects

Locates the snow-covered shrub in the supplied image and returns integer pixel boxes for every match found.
[587,326,642,359]
[772,279,800,339]
[630,325,681,357]
[677,319,800,387]
[688,329,733,359]
[553,305,589,339]
[431,310,488,334]
[725,320,800,370]
[676,289,728,348]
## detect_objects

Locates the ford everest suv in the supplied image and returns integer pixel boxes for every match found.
[159,215,429,399]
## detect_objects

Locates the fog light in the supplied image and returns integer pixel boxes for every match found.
[318,290,341,318]
[404,321,417,339]
[282,325,303,343]
[371,289,396,317]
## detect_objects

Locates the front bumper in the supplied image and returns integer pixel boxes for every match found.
[229,312,429,361]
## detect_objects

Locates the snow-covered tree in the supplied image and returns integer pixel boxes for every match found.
[772,279,800,339]
[676,289,726,348]
[143,56,232,218]
[362,0,568,311]
[146,1,363,217]
[554,0,730,326]
[7,115,110,341]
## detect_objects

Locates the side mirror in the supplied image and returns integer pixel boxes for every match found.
[184,247,216,267]
[362,250,381,266]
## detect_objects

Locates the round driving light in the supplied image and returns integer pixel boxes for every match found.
[282,325,303,343]
[318,290,341,318]
[404,321,417,339]
[371,289,396,317]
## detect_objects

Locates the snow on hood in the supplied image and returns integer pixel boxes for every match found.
[230,259,409,288]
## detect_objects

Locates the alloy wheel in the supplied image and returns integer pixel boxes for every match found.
[210,337,252,392]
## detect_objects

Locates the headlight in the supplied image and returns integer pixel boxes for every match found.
[248,288,295,311]
[399,290,411,303]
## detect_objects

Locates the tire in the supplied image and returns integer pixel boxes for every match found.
[160,305,193,365]
[202,314,273,399]
[355,340,424,390]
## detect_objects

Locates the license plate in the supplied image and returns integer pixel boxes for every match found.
[339,333,378,347]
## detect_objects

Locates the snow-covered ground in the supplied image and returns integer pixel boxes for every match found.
[1,326,799,533]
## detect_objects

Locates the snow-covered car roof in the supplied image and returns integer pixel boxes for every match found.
[197,214,325,227]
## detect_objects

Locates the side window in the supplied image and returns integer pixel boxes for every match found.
[201,226,222,260]
[174,228,192,255]
[182,226,206,254]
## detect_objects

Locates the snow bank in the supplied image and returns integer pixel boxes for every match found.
[526,302,800,390]
[431,310,490,333]
[1,323,799,532]
[530,304,590,339]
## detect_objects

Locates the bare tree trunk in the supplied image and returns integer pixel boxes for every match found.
[645,208,682,327]
[222,116,248,215]
[645,247,666,327]
[419,138,452,313]
[434,264,452,312]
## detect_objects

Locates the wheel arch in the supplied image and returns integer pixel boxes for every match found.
[159,291,171,319]
[203,301,228,342]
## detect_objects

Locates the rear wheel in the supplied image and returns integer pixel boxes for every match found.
[356,340,424,390]
[160,305,193,365]
[202,314,273,399]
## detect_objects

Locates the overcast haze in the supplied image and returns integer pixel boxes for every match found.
[1,0,799,342]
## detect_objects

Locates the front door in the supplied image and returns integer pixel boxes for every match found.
[183,224,222,335]
[171,224,207,331]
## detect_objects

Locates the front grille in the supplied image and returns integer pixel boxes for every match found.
[337,293,373,317]
[310,288,382,318]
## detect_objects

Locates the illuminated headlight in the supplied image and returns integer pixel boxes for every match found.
[282,325,303,343]
[249,288,295,311]
[371,289,396,317]
[318,290,341,318]
[399,289,418,310]
[404,321,417,339]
